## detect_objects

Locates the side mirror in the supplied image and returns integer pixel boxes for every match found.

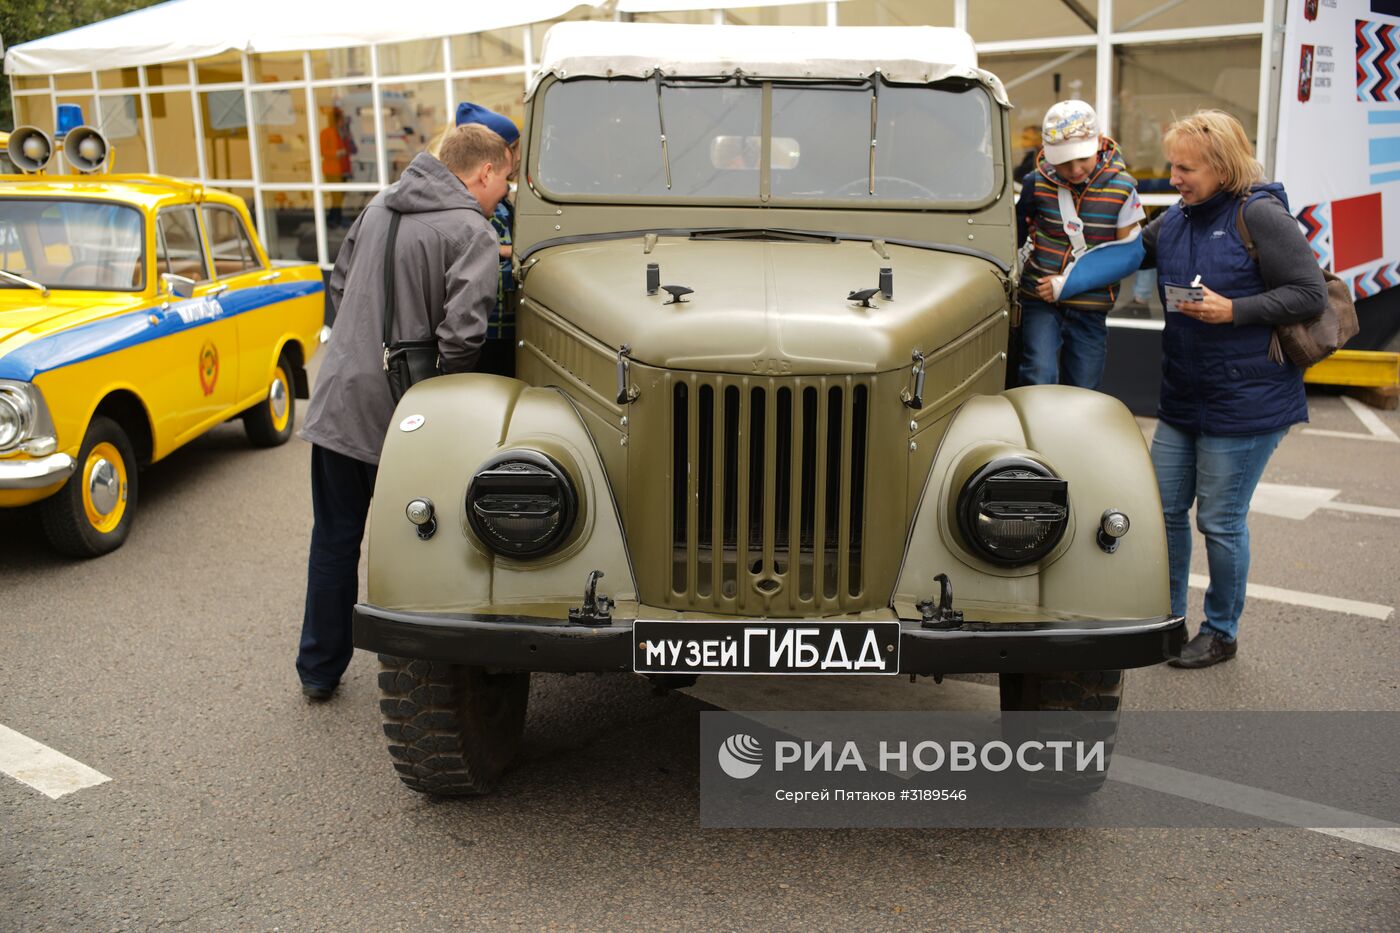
[161,273,195,299]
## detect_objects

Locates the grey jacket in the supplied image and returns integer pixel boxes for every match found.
[300,153,500,464]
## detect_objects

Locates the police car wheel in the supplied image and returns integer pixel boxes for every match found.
[40,415,138,558]
[376,654,529,796]
[243,352,296,447]
[998,669,1123,796]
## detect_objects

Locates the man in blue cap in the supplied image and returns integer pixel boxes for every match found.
[455,102,520,377]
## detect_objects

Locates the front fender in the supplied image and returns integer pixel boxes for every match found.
[367,373,637,616]
[893,385,1169,622]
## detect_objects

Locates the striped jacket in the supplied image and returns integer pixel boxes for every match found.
[487,199,515,341]
[1016,139,1138,312]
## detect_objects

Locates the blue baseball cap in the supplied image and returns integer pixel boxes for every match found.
[454,102,519,146]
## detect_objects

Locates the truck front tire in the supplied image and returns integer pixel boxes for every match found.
[998,669,1123,795]
[377,654,529,796]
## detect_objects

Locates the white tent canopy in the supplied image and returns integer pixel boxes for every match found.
[531,22,1007,105]
[3,0,601,75]
[4,0,834,76]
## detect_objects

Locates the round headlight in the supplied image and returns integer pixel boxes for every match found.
[465,451,577,559]
[956,457,1069,566]
[0,386,35,450]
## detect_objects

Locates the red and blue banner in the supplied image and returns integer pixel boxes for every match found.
[1276,1,1400,300]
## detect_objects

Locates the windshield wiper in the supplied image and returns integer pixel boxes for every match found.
[690,228,839,243]
[867,81,879,196]
[0,269,49,296]
[654,73,673,190]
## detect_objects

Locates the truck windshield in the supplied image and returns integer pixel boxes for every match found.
[536,78,995,203]
[0,199,145,292]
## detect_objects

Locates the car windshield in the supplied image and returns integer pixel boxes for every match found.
[536,77,995,204]
[0,199,145,292]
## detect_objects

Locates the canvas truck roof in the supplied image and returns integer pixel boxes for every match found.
[528,22,1009,106]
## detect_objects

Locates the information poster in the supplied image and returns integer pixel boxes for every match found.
[1275,0,1400,298]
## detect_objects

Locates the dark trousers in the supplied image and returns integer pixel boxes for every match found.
[297,444,378,688]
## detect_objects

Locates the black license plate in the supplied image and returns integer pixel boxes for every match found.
[633,620,901,675]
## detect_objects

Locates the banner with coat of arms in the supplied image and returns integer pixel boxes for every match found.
[1275,0,1400,299]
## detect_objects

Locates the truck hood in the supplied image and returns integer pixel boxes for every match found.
[0,293,148,361]
[521,236,1008,374]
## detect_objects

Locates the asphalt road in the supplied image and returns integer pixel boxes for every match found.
[2,376,1398,931]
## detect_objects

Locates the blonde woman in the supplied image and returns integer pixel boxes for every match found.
[1141,110,1327,669]
[424,124,453,159]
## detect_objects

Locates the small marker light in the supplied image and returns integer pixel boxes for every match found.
[1097,509,1130,553]
[406,497,436,539]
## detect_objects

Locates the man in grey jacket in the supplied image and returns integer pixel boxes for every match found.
[296,124,511,700]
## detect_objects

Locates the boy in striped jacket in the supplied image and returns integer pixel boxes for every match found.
[1015,100,1144,389]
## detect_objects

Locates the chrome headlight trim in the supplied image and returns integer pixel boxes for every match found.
[0,381,40,452]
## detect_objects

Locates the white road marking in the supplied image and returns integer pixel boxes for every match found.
[1300,396,1400,443]
[1108,756,1400,855]
[1250,482,1342,520]
[1300,427,1399,443]
[1187,574,1393,620]
[1251,482,1400,521]
[684,677,1400,854]
[1342,394,1400,441]
[0,723,111,799]
[1322,499,1400,519]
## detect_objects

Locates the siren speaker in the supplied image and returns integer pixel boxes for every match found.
[8,126,54,173]
[61,126,110,173]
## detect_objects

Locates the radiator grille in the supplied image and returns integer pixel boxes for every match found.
[669,375,869,613]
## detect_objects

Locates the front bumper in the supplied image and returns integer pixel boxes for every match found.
[0,453,75,490]
[353,605,1185,674]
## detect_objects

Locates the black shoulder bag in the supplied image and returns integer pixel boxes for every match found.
[381,210,441,402]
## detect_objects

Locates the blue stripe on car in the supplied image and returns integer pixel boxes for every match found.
[0,278,323,382]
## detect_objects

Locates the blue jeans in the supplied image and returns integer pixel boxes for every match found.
[1150,421,1286,641]
[298,444,378,689]
[1017,299,1109,389]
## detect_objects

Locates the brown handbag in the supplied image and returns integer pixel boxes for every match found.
[1234,198,1359,368]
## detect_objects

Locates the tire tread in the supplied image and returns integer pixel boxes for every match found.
[999,669,1125,795]
[376,653,528,796]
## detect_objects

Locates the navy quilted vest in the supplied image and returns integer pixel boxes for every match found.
[1154,183,1309,436]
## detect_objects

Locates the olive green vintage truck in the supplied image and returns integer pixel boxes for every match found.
[353,22,1184,795]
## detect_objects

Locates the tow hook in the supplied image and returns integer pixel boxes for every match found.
[917,573,963,629]
[568,570,615,626]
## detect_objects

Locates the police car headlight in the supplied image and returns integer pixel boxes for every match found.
[465,451,577,559]
[956,457,1069,566]
[0,383,38,451]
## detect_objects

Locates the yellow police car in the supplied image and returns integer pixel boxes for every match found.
[0,123,324,557]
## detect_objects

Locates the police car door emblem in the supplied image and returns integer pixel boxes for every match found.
[199,342,219,396]
[400,414,425,432]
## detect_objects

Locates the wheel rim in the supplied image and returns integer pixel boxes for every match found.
[82,441,128,533]
[269,365,290,433]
